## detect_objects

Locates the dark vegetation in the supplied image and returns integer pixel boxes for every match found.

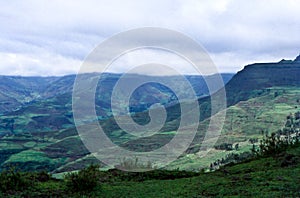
[0,164,201,197]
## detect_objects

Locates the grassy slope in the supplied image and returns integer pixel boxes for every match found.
[165,86,300,170]
[1,86,299,172]
[99,145,300,197]
[1,143,299,197]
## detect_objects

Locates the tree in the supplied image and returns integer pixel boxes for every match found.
[64,164,101,193]
[235,143,239,151]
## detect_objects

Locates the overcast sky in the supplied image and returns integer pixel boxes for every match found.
[0,0,299,76]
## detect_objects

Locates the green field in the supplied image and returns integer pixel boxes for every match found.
[0,142,299,197]
[0,86,299,173]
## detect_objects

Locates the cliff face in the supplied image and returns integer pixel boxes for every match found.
[224,55,300,106]
[228,58,300,90]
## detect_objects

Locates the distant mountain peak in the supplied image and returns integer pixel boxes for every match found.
[278,59,293,63]
[294,54,300,62]
[277,54,300,63]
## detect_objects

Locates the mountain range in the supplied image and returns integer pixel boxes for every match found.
[0,54,299,172]
[0,73,233,134]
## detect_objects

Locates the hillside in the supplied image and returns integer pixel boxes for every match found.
[1,142,299,197]
[0,76,58,113]
[0,55,300,173]
[79,143,300,197]
[0,73,233,133]
[225,55,300,106]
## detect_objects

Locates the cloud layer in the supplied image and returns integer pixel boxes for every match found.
[0,0,299,76]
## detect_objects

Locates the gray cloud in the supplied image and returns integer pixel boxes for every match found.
[0,0,299,76]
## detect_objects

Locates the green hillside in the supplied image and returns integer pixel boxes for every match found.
[0,141,299,197]
[98,144,300,197]
[0,86,297,173]
[0,56,300,172]
[0,55,300,197]
[225,56,300,106]
[0,73,233,133]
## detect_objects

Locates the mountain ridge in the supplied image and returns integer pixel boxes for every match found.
[0,73,234,134]
[224,55,300,106]
[0,54,300,172]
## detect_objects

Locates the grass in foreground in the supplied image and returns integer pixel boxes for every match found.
[0,142,299,197]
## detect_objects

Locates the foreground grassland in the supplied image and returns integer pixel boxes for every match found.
[97,146,300,197]
[0,143,299,197]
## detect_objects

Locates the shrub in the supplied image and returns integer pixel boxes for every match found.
[35,170,51,182]
[64,164,101,193]
[258,133,288,156]
[0,167,34,193]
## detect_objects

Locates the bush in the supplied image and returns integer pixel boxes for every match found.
[35,170,51,182]
[257,133,289,156]
[0,167,34,193]
[64,164,101,193]
[103,168,199,182]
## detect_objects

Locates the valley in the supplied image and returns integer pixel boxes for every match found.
[0,55,300,196]
[0,56,299,173]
